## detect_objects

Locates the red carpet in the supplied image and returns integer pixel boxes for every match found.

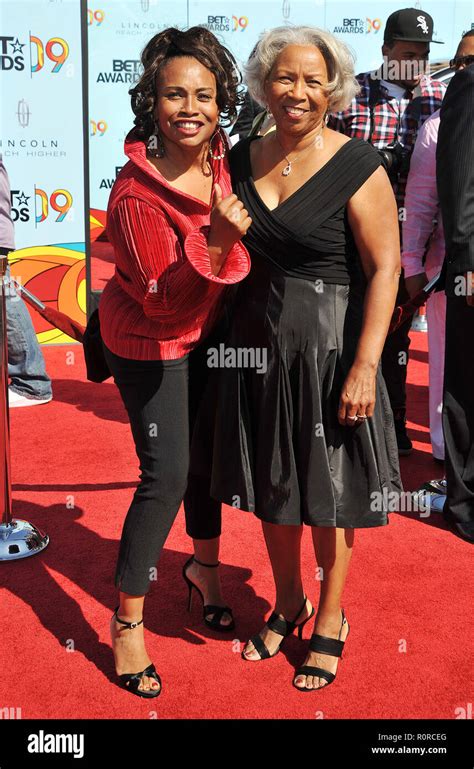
[1,331,473,719]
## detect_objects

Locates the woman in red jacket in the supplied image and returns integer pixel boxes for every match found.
[99,27,251,698]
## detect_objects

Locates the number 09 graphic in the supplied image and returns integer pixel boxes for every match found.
[35,188,73,224]
[88,9,105,25]
[30,36,69,74]
[366,18,381,32]
[232,15,248,31]
[90,120,108,136]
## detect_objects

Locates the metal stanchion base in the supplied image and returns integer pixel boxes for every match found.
[411,310,428,332]
[0,518,49,561]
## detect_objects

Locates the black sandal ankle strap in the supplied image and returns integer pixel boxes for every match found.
[292,596,310,625]
[245,596,311,662]
[308,609,348,658]
[267,612,295,636]
[309,634,345,657]
[193,556,220,568]
[113,606,144,630]
[266,595,310,637]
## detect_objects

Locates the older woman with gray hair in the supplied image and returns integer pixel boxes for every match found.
[191,25,403,691]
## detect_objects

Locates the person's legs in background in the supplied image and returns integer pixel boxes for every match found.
[5,264,52,406]
[442,295,474,543]
[381,272,412,455]
[426,288,446,462]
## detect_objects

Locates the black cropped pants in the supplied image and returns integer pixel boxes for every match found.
[103,321,224,596]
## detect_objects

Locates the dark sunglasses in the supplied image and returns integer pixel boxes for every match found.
[449,55,474,68]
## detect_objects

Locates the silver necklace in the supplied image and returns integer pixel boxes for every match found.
[275,124,325,176]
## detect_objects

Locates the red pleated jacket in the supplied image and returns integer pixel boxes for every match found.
[99,129,251,360]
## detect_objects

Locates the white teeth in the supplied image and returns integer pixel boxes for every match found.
[285,107,305,115]
[176,122,201,129]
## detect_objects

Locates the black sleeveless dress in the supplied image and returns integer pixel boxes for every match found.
[190,136,403,528]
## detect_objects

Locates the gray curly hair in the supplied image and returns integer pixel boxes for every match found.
[245,26,360,112]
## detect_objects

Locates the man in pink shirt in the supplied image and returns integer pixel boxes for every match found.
[402,108,445,460]
[403,30,474,461]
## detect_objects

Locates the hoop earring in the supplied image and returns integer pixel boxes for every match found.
[208,128,226,160]
[147,122,165,158]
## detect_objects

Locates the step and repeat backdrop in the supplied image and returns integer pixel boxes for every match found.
[88,0,472,295]
[1,0,472,341]
[1,0,87,343]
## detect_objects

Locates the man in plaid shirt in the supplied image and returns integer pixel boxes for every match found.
[328,7,446,455]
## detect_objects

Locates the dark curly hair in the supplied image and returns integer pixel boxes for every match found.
[129,26,244,141]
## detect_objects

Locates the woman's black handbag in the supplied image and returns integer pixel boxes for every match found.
[83,308,112,383]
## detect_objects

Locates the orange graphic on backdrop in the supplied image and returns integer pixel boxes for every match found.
[8,244,86,345]
[90,208,107,242]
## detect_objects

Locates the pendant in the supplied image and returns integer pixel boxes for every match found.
[282,162,292,176]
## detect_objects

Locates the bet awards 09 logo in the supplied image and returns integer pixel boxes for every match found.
[206,15,249,32]
[0,34,69,73]
[333,18,382,34]
[10,186,73,225]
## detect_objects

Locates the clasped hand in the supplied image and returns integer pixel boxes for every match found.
[338,362,376,427]
[208,183,252,259]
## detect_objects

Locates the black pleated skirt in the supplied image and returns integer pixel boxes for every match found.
[190,260,403,528]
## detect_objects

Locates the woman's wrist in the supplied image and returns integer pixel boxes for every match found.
[207,244,227,276]
[351,358,378,373]
[207,232,233,255]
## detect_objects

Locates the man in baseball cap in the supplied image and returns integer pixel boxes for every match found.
[382,8,443,88]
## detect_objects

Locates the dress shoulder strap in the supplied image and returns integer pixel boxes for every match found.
[229,136,261,185]
[330,137,382,201]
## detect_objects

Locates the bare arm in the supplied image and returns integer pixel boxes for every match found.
[338,166,401,426]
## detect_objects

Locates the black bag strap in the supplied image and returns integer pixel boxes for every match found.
[83,308,112,383]
[368,76,422,146]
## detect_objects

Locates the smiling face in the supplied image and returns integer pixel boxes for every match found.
[154,56,219,151]
[264,45,330,137]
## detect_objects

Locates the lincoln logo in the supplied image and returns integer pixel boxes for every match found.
[17,99,30,128]
[417,15,429,35]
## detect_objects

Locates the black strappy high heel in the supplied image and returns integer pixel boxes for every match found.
[111,607,161,698]
[182,555,235,632]
[242,596,315,661]
[293,608,350,691]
